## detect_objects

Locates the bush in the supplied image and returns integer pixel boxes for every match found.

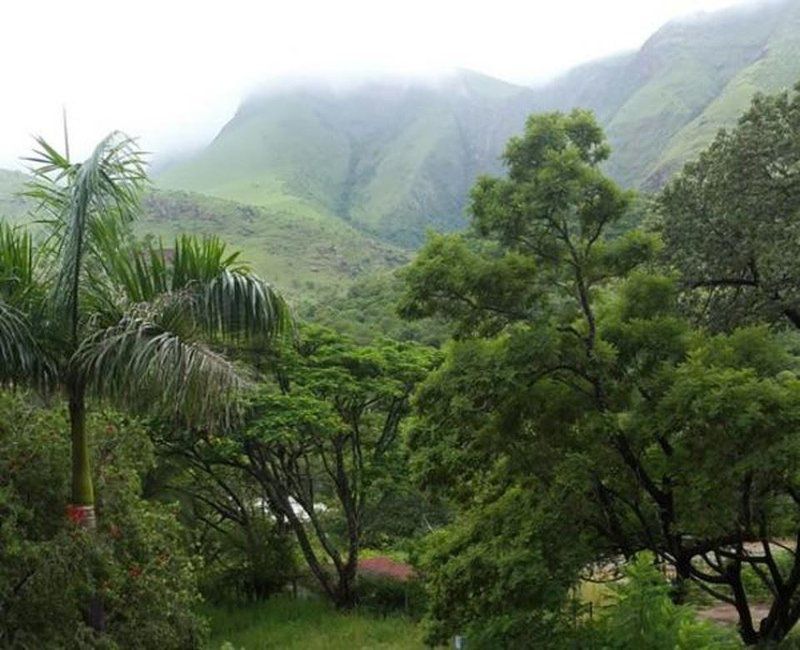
[595,553,741,649]
[415,487,592,649]
[199,515,297,603]
[356,574,426,618]
[0,392,206,648]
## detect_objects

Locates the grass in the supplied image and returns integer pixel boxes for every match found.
[204,596,427,650]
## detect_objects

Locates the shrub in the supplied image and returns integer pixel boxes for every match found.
[0,392,206,648]
[199,515,297,603]
[356,573,426,618]
[595,553,741,649]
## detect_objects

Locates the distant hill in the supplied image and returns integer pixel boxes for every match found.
[0,169,31,222]
[140,190,407,298]
[536,0,800,187]
[158,70,533,247]
[159,0,800,247]
[0,172,406,300]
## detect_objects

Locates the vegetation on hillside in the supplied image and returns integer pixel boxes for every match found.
[158,70,533,248]
[141,189,408,299]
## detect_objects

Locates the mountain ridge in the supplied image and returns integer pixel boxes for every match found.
[3,0,800,296]
[158,0,800,247]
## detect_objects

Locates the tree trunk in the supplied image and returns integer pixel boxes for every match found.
[67,381,105,632]
[67,381,96,529]
[333,567,357,610]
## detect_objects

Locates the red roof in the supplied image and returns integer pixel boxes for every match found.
[359,556,415,582]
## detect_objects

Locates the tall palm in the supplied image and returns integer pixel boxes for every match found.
[0,132,290,528]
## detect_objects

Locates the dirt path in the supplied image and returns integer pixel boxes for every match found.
[697,603,771,626]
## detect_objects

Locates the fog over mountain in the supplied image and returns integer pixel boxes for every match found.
[157,0,800,249]
[0,0,748,168]
[2,0,799,295]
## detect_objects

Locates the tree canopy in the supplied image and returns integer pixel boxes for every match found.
[660,84,800,331]
[401,109,800,646]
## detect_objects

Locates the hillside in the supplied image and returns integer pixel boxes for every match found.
[0,174,406,299]
[159,0,800,248]
[536,0,800,187]
[140,190,407,298]
[159,70,533,247]
[0,169,31,222]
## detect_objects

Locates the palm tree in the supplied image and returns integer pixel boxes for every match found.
[0,132,290,529]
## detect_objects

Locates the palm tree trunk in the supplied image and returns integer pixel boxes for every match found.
[67,380,106,631]
[67,380,95,530]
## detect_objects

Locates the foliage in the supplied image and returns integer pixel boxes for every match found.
[149,437,298,602]
[300,271,450,346]
[595,554,740,649]
[0,391,206,649]
[356,574,426,619]
[194,506,297,603]
[416,487,592,648]
[660,84,800,330]
[158,325,439,609]
[401,109,800,646]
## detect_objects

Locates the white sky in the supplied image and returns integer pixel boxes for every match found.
[0,0,748,168]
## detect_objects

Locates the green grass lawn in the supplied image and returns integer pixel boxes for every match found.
[205,596,427,649]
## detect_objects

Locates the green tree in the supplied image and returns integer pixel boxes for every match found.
[0,133,289,531]
[401,110,800,646]
[660,83,800,330]
[167,326,438,608]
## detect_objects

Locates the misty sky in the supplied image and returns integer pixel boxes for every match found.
[0,0,748,168]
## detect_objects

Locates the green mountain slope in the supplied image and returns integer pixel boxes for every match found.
[159,70,533,247]
[538,0,800,187]
[0,172,406,299]
[652,0,800,184]
[159,0,800,248]
[140,190,407,298]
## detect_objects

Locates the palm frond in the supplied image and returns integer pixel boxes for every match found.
[74,310,247,427]
[0,298,51,386]
[199,268,292,341]
[171,234,242,289]
[170,234,291,341]
[99,234,292,342]
[23,132,147,340]
[0,222,36,304]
